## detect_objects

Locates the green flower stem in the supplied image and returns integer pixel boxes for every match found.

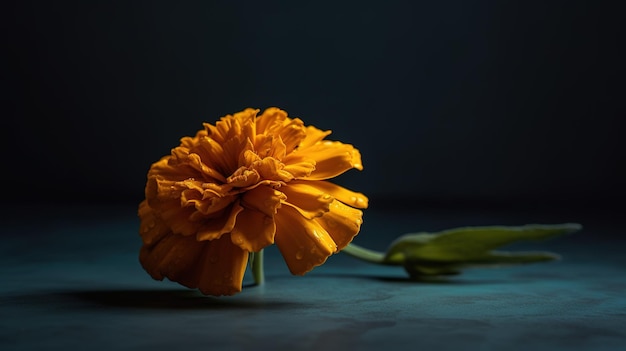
[251,249,265,286]
[341,243,386,264]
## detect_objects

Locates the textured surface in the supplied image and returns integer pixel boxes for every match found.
[1,204,625,351]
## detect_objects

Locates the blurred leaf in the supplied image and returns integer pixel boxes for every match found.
[380,223,581,278]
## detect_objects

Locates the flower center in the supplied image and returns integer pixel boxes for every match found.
[226,150,293,190]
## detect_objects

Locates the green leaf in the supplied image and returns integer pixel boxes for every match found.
[381,223,581,278]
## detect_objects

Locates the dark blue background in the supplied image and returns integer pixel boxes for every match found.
[3,0,624,210]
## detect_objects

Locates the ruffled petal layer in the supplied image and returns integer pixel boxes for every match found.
[255,107,287,136]
[284,141,363,180]
[230,208,276,252]
[139,232,205,287]
[195,202,244,241]
[196,234,249,296]
[140,233,248,296]
[138,200,169,245]
[204,108,259,145]
[144,176,198,235]
[274,205,337,275]
[281,182,333,219]
[298,125,332,149]
[240,185,286,217]
[316,200,364,250]
[293,180,369,209]
[282,158,316,178]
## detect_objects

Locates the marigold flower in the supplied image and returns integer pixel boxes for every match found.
[138,107,368,296]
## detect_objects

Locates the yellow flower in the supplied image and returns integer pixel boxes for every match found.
[138,107,368,296]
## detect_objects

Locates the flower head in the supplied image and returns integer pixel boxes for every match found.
[138,108,368,295]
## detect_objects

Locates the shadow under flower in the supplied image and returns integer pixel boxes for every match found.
[306,272,510,285]
[5,288,304,311]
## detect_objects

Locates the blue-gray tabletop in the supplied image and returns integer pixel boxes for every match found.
[1,204,624,351]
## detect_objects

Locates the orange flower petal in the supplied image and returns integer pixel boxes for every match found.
[285,141,363,180]
[293,180,369,209]
[147,156,185,179]
[278,118,306,153]
[196,202,244,241]
[187,195,235,221]
[226,168,261,188]
[237,109,258,143]
[256,107,287,135]
[145,179,197,235]
[139,232,204,284]
[168,142,228,184]
[205,108,258,144]
[316,200,364,250]
[274,205,337,275]
[196,234,249,296]
[240,185,286,217]
[218,135,248,175]
[138,200,169,245]
[230,208,276,252]
[186,153,226,183]
[139,231,248,296]
[298,125,332,149]
[269,135,287,160]
[281,182,334,219]
[253,134,272,158]
[145,174,181,203]
[192,136,230,176]
[282,158,316,178]
[140,232,249,296]
[254,157,293,182]
[228,185,284,251]
[146,176,223,235]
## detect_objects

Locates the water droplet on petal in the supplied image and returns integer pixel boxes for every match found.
[295,251,303,260]
[311,230,322,241]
